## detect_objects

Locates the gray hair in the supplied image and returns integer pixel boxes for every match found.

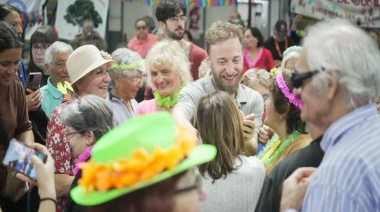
[304,18,380,109]
[61,95,114,140]
[145,39,193,89]
[281,51,300,71]
[44,41,73,66]
[109,48,145,85]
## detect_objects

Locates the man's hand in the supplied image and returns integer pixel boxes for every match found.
[26,89,41,112]
[280,167,316,212]
[291,15,303,31]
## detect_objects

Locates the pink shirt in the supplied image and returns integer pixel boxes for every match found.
[127,34,157,58]
[135,99,157,116]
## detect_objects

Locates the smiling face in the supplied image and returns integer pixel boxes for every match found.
[151,66,181,97]
[0,48,21,88]
[75,64,110,99]
[3,11,23,35]
[46,52,71,86]
[208,37,243,95]
[161,11,185,40]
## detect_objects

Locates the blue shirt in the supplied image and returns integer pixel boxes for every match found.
[302,103,380,212]
[108,92,137,126]
[40,77,63,118]
[17,60,27,87]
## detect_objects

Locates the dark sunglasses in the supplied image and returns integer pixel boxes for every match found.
[136,26,147,30]
[291,68,325,88]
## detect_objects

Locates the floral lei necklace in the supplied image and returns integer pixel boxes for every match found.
[274,37,288,59]
[257,130,299,167]
[243,47,263,68]
[73,146,92,175]
[153,87,183,109]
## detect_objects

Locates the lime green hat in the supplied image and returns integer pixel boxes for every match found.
[71,112,216,206]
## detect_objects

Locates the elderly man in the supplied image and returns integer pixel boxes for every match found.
[281,19,380,212]
[127,17,157,58]
[40,41,73,118]
[173,21,264,151]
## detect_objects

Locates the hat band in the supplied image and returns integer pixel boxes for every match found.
[78,126,196,193]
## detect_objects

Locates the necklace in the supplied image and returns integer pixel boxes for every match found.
[243,47,263,68]
[121,99,135,113]
[73,146,92,175]
[274,37,288,59]
[258,131,300,167]
[153,87,182,109]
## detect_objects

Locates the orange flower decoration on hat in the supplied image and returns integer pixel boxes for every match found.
[78,126,196,193]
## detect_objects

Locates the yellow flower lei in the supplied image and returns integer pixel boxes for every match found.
[78,126,196,193]
[111,60,144,71]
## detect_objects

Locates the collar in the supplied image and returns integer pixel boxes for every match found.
[321,103,378,153]
[47,77,64,99]
[204,71,248,107]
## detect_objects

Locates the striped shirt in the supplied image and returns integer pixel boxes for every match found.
[302,103,380,212]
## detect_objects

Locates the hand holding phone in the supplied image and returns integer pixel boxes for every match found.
[26,72,42,91]
[2,139,47,180]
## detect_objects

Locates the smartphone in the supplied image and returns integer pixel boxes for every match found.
[2,139,47,180]
[26,72,42,91]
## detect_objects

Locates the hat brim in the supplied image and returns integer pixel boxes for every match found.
[71,58,115,84]
[70,144,216,206]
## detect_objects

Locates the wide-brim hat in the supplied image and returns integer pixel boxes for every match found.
[71,112,216,206]
[67,45,115,84]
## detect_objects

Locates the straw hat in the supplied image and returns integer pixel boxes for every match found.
[71,112,216,206]
[67,45,115,84]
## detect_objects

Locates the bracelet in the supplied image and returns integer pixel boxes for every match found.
[40,197,57,206]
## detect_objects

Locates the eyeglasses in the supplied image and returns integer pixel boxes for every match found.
[168,16,187,23]
[127,76,146,85]
[136,26,147,30]
[65,130,85,139]
[175,174,201,195]
[291,68,324,88]
[32,43,50,53]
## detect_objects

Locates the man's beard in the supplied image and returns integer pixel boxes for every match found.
[167,28,184,40]
[210,65,242,95]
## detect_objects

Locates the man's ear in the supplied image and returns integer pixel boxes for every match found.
[205,55,211,67]
[326,70,338,100]
[45,63,50,75]
[158,21,166,29]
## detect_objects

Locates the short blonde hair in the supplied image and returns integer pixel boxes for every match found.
[205,21,243,54]
[145,39,193,89]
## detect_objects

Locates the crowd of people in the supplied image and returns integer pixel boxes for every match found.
[1,1,380,212]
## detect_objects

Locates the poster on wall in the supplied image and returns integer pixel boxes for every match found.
[55,0,109,40]
[0,0,46,40]
[186,6,204,40]
[290,0,380,28]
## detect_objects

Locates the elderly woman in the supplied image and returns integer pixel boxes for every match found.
[194,91,265,212]
[258,70,311,176]
[46,45,114,212]
[108,48,145,125]
[243,27,274,72]
[69,112,216,212]
[60,95,114,212]
[280,46,302,71]
[135,40,193,115]
[0,21,34,212]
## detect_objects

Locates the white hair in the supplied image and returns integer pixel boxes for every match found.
[304,18,380,109]
[109,48,145,85]
[281,51,300,71]
[145,39,193,89]
[44,41,73,66]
